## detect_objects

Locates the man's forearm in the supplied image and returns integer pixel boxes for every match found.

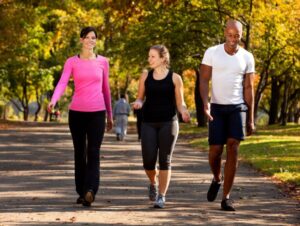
[244,87,254,123]
[199,64,212,107]
[200,80,209,106]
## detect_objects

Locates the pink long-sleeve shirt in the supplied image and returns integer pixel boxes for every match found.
[50,55,113,119]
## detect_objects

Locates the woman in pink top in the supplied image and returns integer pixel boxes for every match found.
[48,27,113,207]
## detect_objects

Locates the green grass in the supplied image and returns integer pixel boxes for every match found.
[179,123,300,186]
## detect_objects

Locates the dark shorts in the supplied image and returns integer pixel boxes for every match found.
[209,103,248,145]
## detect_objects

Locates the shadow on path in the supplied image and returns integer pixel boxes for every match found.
[0,123,299,225]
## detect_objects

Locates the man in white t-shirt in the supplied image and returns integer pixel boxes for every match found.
[200,19,255,211]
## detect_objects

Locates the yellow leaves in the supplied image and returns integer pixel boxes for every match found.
[182,69,196,110]
[190,0,202,8]
[251,0,299,62]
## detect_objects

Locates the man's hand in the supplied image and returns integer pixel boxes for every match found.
[204,103,213,121]
[246,122,255,136]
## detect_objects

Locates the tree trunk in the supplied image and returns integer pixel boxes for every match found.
[194,69,206,127]
[287,108,293,123]
[3,104,7,120]
[280,75,289,126]
[23,106,29,121]
[268,77,282,125]
[44,109,49,122]
[286,88,300,124]
[244,23,251,50]
[34,103,41,122]
[294,107,300,124]
[22,74,29,121]
[254,70,268,120]
[34,89,41,122]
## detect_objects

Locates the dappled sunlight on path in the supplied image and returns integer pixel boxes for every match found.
[0,123,299,225]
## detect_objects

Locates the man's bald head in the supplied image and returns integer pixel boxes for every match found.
[223,19,243,50]
[225,19,243,36]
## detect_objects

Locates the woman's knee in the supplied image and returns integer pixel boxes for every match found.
[143,164,156,171]
[159,157,171,170]
[143,158,156,170]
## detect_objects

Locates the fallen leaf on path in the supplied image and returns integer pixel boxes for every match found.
[70,216,76,222]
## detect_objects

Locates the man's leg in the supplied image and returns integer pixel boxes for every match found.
[207,104,227,202]
[208,104,226,183]
[115,116,121,140]
[221,104,245,211]
[223,138,239,200]
[121,115,128,140]
[209,145,224,182]
[207,144,224,202]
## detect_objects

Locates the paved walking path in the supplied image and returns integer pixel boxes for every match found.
[0,122,299,225]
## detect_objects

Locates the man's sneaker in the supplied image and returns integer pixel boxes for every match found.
[207,178,222,202]
[153,194,165,208]
[148,184,157,201]
[221,198,235,211]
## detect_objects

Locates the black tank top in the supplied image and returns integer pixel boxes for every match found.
[142,69,177,122]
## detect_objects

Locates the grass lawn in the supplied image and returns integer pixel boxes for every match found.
[179,123,300,186]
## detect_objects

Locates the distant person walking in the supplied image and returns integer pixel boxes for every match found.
[113,94,131,141]
[48,26,113,207]
[200,19,255,211]
[132,45,190,208]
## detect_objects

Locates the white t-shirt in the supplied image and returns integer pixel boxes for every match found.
[201,43,255,105]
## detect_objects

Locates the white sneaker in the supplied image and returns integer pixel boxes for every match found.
[153,194,165,208]
[148,184,157,201]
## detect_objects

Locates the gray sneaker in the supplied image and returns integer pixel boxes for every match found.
[154,194,165,208]
[148,184,157,201]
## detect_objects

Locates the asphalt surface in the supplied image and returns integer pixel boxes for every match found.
[0,122,299,225]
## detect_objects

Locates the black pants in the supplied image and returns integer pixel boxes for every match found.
[136,115,142,140]
[141,121,179,170]
[69,110,106,197]
[134,109,143,140]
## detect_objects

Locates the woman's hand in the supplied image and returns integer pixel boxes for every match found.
[47,103,54,113]
[181,106,190,123]
[106,118,113,131]
[132,99,143,110]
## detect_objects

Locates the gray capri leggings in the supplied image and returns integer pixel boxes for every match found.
[141,120,179,170]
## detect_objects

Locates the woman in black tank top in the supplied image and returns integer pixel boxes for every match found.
[142,69,177,122]
[132,45,190,208]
